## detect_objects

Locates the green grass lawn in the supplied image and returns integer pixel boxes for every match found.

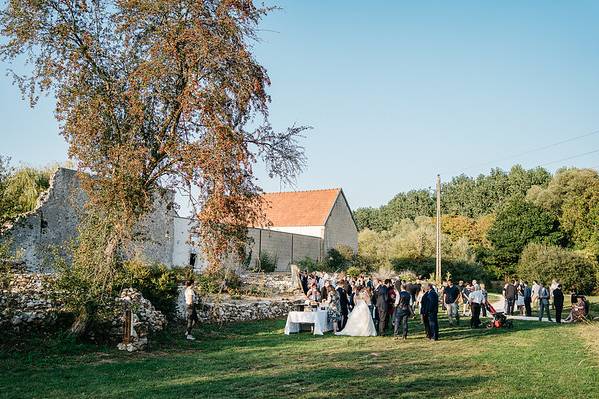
[1,306,598,399]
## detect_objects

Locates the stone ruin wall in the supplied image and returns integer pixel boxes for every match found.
[1,271,299,336]
[2,168,175,271]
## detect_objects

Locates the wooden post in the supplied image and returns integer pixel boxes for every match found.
[436,174,442,283]
[123,308,132,344]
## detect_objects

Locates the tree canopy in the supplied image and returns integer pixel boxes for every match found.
[355,165,599,284]
[1,0,308,270]
[355,165,551,231]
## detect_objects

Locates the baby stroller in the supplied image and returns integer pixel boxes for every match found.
[485,302,513,329]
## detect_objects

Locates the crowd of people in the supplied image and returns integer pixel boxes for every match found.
[300,271,438,339]
[501,279,590,323]
[298,271,592,339]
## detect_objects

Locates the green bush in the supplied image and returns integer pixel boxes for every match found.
[517,243,599,294]
[324,247,351,271]
[196,269,242,294]
[255,251,277,273]
[391,257,489,283]
[120,260,179,319]
[297,256,318,272]
[395,270,418,282]
[346,266,361,279]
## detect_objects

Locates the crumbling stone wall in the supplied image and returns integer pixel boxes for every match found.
[0,273,62,335]
[2,168,175,271]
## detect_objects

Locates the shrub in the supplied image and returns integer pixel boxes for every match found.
[517,243,599,294]
[196,269,242,294]
[396,270,418,282]
[391,257,489,283]
[323,247,347,270]
[346,266,361,279]
[248,251,277,273]
[297,256,319,272]
[120,260,179,319]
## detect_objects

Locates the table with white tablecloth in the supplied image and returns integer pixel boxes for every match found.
[284,309,332,335]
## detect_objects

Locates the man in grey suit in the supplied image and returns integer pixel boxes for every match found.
[538,282,552,322]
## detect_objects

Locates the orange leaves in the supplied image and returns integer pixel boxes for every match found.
[2,0,306,272]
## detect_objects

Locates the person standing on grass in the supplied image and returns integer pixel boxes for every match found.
[386,279,396,330]
[185,279,199,340]
[426,283,440,340]
[504,280,517,316]
[523,281,532,317]
[420,283,431,339]
[550,279,559,309]
[538,282,553,322]
[373,278,389,335]
[443,279,460,326]
[531,280,540,311]
[461,283,472,317]
[516,284,525,316]
[468,285,484,328]
[480,283,488,318]
[393,283,412,340]
[553,284,564,323]
[336,280,349,330]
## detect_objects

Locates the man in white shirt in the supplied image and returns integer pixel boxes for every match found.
[468,286,485,328]
[185,280,198,340]
[531,281,540,310]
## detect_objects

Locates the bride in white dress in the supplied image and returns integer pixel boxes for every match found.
[335,288,377,336]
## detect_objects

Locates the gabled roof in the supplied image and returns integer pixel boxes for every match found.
[258,188,342,227]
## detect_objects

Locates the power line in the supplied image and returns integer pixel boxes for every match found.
[538,148,599,167]
[445,129,599,176]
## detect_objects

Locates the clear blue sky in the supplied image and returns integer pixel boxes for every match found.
[3,1,599,211]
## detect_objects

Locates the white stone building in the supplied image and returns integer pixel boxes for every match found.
[2,168,358,273]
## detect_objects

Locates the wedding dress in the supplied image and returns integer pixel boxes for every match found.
[335,292,377,337]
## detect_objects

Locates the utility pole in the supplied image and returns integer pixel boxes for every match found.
[435,174,442,283]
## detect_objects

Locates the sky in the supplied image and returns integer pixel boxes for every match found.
[3,1,599,213]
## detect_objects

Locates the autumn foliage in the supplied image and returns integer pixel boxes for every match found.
[1,0,308,271]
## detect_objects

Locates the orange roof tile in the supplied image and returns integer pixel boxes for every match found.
[257,188,341,227]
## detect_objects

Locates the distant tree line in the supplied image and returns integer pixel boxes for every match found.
[354,165,599,292]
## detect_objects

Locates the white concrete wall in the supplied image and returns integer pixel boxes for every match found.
[171,216,204,270]
[171,220,323,272]
[245,227,322,271]
[266,225,324,239]
[324,191,358,254]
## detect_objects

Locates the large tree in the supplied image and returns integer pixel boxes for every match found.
[485,195,564,276]
[1,0,308,271]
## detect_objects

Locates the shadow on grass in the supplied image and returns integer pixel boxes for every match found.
[0,312,562,362]
[130,364,490,399]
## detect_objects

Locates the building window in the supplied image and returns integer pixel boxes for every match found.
[189,253,196,267]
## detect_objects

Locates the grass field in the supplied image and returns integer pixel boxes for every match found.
[1,302,598,399]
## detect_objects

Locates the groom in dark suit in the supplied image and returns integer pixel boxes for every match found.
[373,279,389,335]
[336,280,349,330]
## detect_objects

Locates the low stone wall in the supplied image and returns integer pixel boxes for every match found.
[0,273,62,334]
[197,298,295,323]
[176,284,297,323]
[239,272,295,294]
[2,273,299,339]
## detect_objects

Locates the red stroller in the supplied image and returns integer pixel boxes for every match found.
[485,302,513,329]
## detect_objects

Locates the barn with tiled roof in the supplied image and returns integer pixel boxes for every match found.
[256,188,358,252]
[173,187,358,272]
